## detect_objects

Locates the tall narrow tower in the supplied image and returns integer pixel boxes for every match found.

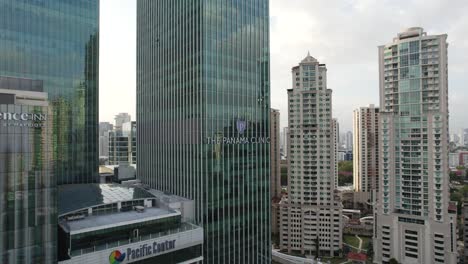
[374,27,457,264]
[353,104,380,193]
[137,1,271,263]
[279,54,342,257]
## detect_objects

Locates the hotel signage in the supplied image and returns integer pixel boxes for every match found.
[0,112,47,127]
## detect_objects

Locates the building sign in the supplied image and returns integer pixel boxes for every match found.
[110,239,176,263]
[206,136,270,144]
[0,112,47,128]
[206,118,270,145]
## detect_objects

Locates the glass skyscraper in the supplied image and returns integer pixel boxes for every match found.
[0,79,56,264]
[0,0,100,185]
[1,1,98,263]
[137,1,271,263]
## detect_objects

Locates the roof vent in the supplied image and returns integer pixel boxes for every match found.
[66,214,86,221]
[134,206,145,213]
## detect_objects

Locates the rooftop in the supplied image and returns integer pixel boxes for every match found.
[347,252,368,261]
[147,188,192,204]
[61,206,179,235]
[301,51,318,64]
[58,183,155,216]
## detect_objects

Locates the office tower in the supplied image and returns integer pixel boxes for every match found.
[271,109,281,198]
[345,131,353,151]
[137,1,270,263]
[279,54,342,256]
[99,122,114,157]
[0,0,100,185]
[374,27,457,264]
[0,79,56,263]
[114,113,131,130]
[109,121,136,165]
[123,121,137,164]
[353,105,380,193]
[332,119,339,188]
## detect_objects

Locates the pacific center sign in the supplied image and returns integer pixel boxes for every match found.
[110,239,176,263]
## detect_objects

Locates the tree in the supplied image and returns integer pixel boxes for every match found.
[389,258,399,264]
[449,171,459,182]
[338,161,353,172]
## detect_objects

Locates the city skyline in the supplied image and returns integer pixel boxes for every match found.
[100,0,468,132]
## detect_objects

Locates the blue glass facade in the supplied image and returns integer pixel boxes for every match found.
[137,1,271,263]
[0,0,99,185]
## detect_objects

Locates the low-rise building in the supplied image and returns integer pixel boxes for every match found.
[57,184,203,264]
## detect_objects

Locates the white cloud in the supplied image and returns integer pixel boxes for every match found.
[270,0,468,132]
[100,0,468,132]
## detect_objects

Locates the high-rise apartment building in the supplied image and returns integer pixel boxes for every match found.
[283,127,289,156]
[271,109,281,199]
[0,0,100,185]
[463,202,468,264]
[279,54,342,257]
[374,27,457,264]
[333,119,339,189]
[271,109,281,239]
[353,105,380,193]
[137,1,271,263]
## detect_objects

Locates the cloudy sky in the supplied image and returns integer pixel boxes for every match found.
[100,0,468,133]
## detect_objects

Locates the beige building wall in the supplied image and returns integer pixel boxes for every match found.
[279,54,342,257]
[353,105,380,193]
[271,108,282,199]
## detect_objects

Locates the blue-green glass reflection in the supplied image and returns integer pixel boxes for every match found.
[0,0,99,185]
[137,0,271,263]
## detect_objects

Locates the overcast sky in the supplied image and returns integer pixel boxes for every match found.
[100,0,468,133]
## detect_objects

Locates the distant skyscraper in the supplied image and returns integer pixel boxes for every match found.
[283,127,289,157]
[345,131,353,151]
[279,54,342,256]
[458,128,465,146]
[99,122,113,157]
[0,0,100,185]
[108,121,136,165]
[374,27,457,264]
[114,113,131,130]
[271,109,281,240]
[271,109,281,199]
[137,1,271,263]
[353,105,380,193]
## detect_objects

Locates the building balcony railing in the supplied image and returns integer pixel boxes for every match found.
[69,222,201,257]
